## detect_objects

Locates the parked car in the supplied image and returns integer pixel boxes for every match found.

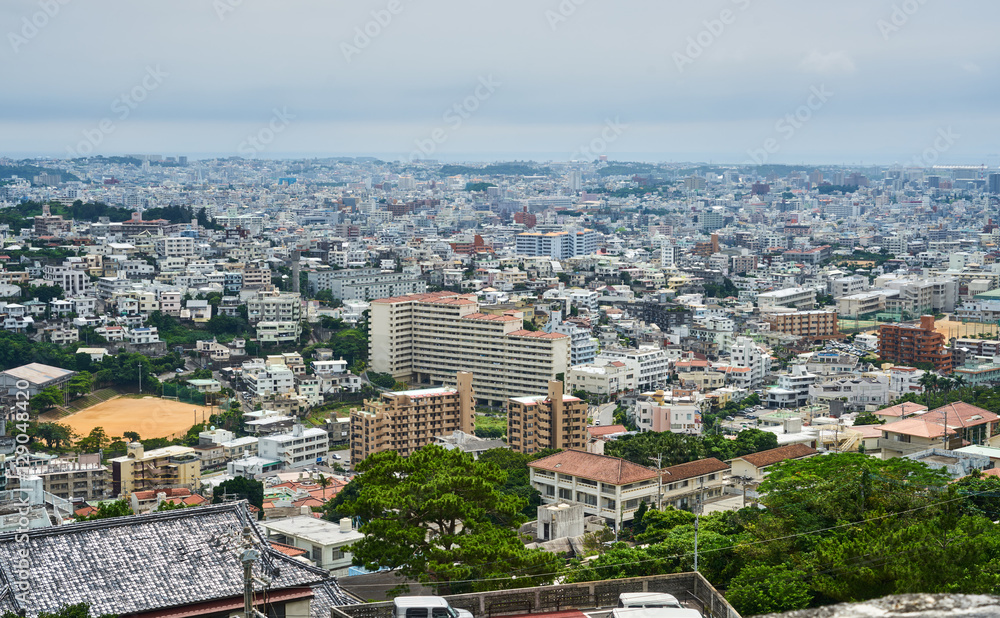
[394,596,473,618]
[618,593,683,609]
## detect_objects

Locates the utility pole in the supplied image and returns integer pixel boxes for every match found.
[694,476,705,573]
[138,362,141,394]
[240,527,259,618]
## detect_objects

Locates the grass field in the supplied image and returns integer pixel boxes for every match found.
[61,396,214,440]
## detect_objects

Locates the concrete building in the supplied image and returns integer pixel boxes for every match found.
[0,363,75,397]
[258,424,330,469]
[108,443,201,496]
[11,454,109,501]
[567,358,638,396]
[350,372,475,462]
[766,365,818,408]
[369,292,570,405]
[757,287,816,312]
[260,516,364,578]
[307,267,426,301]
[247,291,301,324]
[765,310,839,339]
[878,315,951,373]
[529,450,660,529]
[598,346,671,391]
[514,228,598,259]
[508,380,588,454]
[659,458,729,510]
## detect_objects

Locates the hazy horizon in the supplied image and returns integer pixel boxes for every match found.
[3,0,998,167]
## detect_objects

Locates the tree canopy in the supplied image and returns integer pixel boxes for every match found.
[337,444,562,594]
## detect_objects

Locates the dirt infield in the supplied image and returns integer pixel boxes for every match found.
[61,396,214,440]
[933,318,1000,340]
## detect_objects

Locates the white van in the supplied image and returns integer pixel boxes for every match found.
[617,593,683,609]
[611,608,702,618]
[393,596,473,618]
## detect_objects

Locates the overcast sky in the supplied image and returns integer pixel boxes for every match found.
[2,0,997,165]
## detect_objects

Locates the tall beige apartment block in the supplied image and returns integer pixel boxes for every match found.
[350,371,475,461]
[369,292,570,405]
[508,381,588,454]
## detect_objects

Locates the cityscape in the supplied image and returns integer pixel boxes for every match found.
[3,2,1000,618]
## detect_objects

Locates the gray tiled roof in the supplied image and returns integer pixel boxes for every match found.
[0,501,355,617]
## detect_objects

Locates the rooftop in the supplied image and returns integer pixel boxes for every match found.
[529,450,658,485]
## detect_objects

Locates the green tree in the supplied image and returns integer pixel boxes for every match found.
[76,426,109,452]
[212,477,264,513]
[35,422,75,449]
[77,498,133,521]
[30,385,63,413]
[339,444,563,594]
[727,564,812,616]
[853,411,885,426]
[66,371,94,398]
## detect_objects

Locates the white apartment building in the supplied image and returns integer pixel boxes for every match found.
[307,267,426,301]
[567,358,638,396]
[256,321,302,344]
[154,236,196,258]
[258,424,329,469]
[545,311,598,366]
[837,291,891,318]
[808,375,890,410]
[515,228,598,259]
[831,275,870,298]
[766,365,818,408]
[369,292,571,405]
[43,264,90,296]
[127,327,161,345]
[246,291,302,324]
[599,346,670,391]
[727,337,771,389]
[634,397,702,435]
[528,450,659,530]
[245,363,295,398]
[757,287,816,313]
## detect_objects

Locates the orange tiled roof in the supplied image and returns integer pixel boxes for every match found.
[529,450,658,485]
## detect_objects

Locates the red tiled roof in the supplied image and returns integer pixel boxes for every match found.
[269,541,308,557]
[735,444,818,469]
[529,450,658,485]
[660,457,730,482]
[877,402,928,418]
[588,424,627,437]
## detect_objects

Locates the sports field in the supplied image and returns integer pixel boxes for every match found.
[62,396,213,440]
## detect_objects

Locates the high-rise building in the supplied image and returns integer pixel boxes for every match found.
[350,372,474,461]
[514,228,598,259]
[369,292,570,405]
[878,315,951,373]
[508,380,588,454]
[989,173,1000,194]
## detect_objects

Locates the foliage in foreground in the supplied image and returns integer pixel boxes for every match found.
[336,444,562,594]
[569,454,1000,616]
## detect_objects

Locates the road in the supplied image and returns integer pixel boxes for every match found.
[594,402,616,426]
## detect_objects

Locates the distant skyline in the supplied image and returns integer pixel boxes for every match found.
[2,0,998,166]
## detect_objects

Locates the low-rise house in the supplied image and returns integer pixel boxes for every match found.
[260,516,364,577]
[659,457,729,510]
[529,450,659,530]
[875,402,927,424]
[729,443,819,482]
[881,403,1000,458]
[0,502,354,618]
